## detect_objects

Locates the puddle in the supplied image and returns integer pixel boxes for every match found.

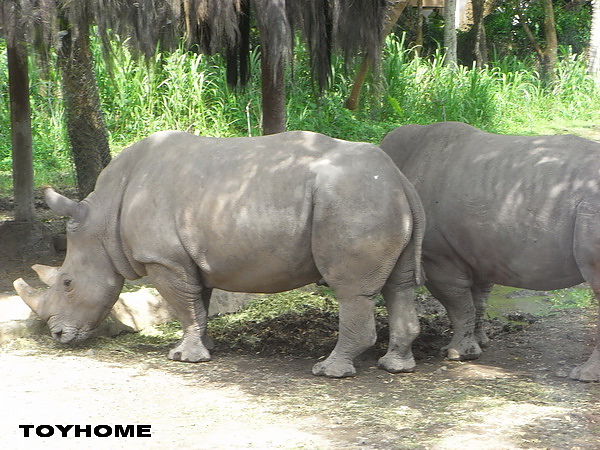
[486,285,554,322]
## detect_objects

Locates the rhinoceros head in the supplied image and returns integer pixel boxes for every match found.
[14,188,124,344]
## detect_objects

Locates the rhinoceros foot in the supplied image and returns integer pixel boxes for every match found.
[569,349,600,382]
[168,341,211,363]
[377,353,416,373]
[442,337,482,361]
[312,357,356,378]
[475,329,490,348]
[202,333,215,350]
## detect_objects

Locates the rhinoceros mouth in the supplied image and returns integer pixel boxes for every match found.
[48,322,93,344]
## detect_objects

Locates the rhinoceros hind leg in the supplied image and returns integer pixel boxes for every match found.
[569,202,600,381]
[472,281,493,348]
[569,348,600,382]
[378,250,420,373]
[311,292,377,378]
[426,270,482,361]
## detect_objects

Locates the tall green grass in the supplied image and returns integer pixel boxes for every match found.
[381,35,600,133]
[2,33,600,192]
[0,43,73,190]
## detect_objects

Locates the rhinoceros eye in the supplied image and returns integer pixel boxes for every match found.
[63,279,72,288]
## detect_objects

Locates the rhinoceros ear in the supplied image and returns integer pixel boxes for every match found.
[32,264,60,286]
[43,187,86,223]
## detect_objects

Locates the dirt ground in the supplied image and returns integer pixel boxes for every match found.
[0,233,599,449]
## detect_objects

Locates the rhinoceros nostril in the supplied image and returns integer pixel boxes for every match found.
[52,330,63,341]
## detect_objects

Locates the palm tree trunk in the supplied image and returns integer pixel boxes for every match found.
[7,38,34,222]
[472,0,488,68]
[415,0,424,57]
[261,52,286,135]
[57,19,111,199]
[444,0,458,66]
[589,0,600,82]
[345,0,408,111]
[541,0,558,82]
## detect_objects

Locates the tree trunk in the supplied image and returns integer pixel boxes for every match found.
[589,0,600,82]
[472,0,488,68]
[541,0,558,82]
[444,0,458,66]
[345,0,408,111]
[415,0,424,57]
[7,38,35,222]
[261,52,286,135]
[57,19,111,199]
[518,1,557,83]
[344,56,373,111]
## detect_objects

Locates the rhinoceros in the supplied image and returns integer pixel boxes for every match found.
[14,130,425,378]
[380,121,600,382]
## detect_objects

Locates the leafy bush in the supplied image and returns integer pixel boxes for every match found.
[485,0,592,60]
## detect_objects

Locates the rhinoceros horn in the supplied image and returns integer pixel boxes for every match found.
[32,264,59,286]
[13,278,45,316]
[43,187,86,222]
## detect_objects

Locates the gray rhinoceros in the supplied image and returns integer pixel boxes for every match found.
[14,130,425,378]
[380,121,600,382]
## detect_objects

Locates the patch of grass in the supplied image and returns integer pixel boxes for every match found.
[93,321,184,353]
[207,288,341,356]
[549,286,595,310]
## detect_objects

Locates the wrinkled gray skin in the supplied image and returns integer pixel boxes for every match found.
[380,121,600,382]
[14,130,425,378]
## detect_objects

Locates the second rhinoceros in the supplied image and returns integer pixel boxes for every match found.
[380,121,600,382]
[14,130,425,378]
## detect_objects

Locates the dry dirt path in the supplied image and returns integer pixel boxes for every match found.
[1,304,599,449]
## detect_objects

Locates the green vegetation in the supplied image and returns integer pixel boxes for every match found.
[2,34,600,193]
[550,286,595,310]
[382,37,600,132]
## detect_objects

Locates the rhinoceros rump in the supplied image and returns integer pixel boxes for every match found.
[381,121,600,382]
[14,130,425,378]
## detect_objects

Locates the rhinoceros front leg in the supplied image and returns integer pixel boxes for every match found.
[146,263,212,362]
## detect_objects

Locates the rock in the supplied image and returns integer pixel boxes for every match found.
[433,365,448,375]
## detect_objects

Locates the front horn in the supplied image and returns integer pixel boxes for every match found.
[13,278,45,318]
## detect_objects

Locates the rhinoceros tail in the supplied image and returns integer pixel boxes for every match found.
[401,173,426,286]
